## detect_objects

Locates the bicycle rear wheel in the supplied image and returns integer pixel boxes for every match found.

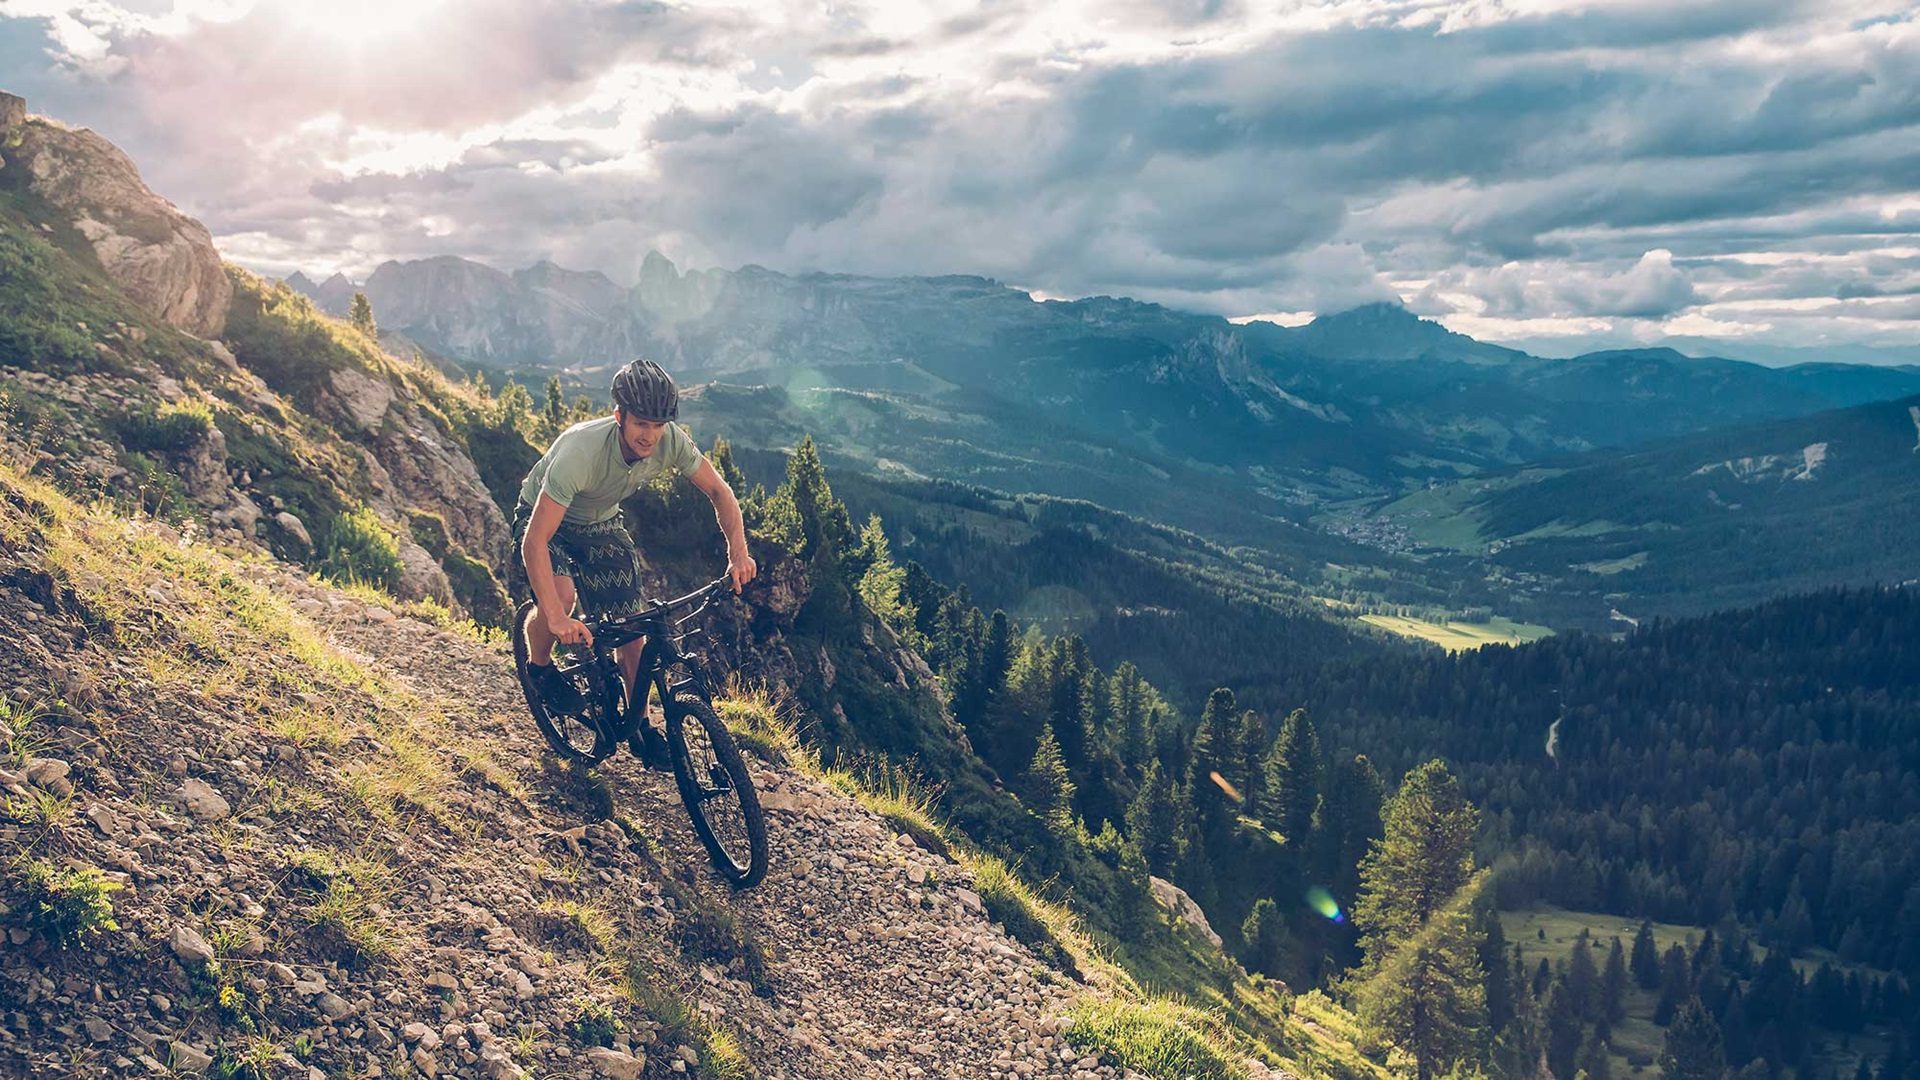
[667,691,768,888]
[512,600,616,763]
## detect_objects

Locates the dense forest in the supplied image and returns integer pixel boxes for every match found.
[1285,587,1920,980]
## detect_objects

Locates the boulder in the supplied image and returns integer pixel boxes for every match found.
[1148,875,1222,950]
[586,1047,645,1080]
[13,120,230,337]
[394,539,454,608]
[327,367,395,434]
[169,925,214,965]
[274,511,313,552]
[177,778,230,822]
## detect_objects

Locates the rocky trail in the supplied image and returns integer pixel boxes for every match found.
[0,523,1126,1080]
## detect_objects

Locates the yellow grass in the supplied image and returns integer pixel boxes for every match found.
[1361,613,1553,652]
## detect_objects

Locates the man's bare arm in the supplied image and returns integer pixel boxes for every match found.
[524,493,593,645]
[689,458,756,591]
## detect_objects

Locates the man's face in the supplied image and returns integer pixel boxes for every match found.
[618,409,667,458]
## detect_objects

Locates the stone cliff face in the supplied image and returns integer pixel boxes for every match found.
[2,98,230,338]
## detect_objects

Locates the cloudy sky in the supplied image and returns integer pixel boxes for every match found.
[2,0,1916,360]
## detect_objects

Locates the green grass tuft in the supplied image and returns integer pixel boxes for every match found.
[1066,998,1248,1080]
[5,859,122,948]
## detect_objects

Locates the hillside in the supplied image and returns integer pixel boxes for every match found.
[1352,394,1920,626]
[0,104,540,629]
[0,463,1096,1078]
[1286,583,1920,986]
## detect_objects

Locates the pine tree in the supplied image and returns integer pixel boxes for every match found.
[1568,928,1599,1020]
[1633,920,1662,990]
[1026,723,1076,835]
[1186,688,1240,839]
[708,435,747,493]
[349,291,377,338]
[1660,998,1727,1080]
[1241,897,1291,978]
[1482,912,1515,1034]
[1351,761,1487,1080]
[1315,753,1385,901]
[1579,1032,1614,1080]
[1493,947,1546,1080]
[1546,982,1582,1080]
[1233,709,1267,810]
[1353,760,1479,950]
[1261,708,1321,849]
[543,375,564,432]
[1657,943,1691,1025]
[853,515,915,640]
[1110,661,1152,775]
[1045,637,1094,771]
[1603,936,1629,1023]
[760,436,854,566]
[1125,760,1181,876]
[1354,879,1489,1080]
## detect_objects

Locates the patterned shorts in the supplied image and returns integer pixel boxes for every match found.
[508,501,647,618]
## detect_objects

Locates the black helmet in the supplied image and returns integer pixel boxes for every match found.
[611,358,678,421]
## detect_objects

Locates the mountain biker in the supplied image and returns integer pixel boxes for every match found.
[510,358,756,757]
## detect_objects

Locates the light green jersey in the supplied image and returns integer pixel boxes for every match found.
[517,416,702,525]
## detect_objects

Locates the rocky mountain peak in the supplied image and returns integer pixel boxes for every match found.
[1291,300,1522,364]
[0,90,25,130]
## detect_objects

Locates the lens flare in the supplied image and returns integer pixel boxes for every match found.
[1206,770,1243,804]
[1306,886,1344,923]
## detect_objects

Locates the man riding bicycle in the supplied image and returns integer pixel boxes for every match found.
[511,358,757,762]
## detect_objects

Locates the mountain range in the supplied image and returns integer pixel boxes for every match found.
[289,256,1920,631]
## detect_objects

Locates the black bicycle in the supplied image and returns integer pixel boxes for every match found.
[511,576,767,888]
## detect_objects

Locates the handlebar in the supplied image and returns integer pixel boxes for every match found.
[587,575,735,633]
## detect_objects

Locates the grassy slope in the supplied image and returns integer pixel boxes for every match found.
[717,691,1393,1080]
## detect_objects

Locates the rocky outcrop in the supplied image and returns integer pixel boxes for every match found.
[0,91,24,131]
[8,113,230,338]
[1149,876,1224,951]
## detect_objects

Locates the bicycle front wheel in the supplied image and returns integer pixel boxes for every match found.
[667,691,768,888]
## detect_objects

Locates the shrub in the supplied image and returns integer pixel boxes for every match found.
[316,505,402,592]
[9,859,121,948]
[116,400,213,454]
[567,999,617,1048]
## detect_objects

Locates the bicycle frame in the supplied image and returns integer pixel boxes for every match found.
[553,577,730,734]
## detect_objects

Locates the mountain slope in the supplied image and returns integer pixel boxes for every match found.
[0,461,1303,1079]
[1357,394,1920,625]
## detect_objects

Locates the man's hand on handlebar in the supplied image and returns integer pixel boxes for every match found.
[728,547,758,594]
[547,614,594,647]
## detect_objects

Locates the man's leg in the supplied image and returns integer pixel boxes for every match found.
[526,576,579,666]
[615,636,647,713]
